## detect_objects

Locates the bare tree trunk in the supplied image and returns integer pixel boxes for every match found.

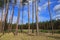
[3,0,9,34]
[0,9,2,32]
[8,0,16,32]
[48,0,53,34]
[32,0,34,33]
[8,3,15,32]
[15,3,20,35]
[1,8,4,33]
[47,23,48,30]
[21,5,24,32]
[28,2,30,34]
[47,22,49,33]
[35,0,39,35]
[44,23,45,30]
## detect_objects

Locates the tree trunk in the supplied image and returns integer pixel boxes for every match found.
[1,8,4,33]
[35,0,39,35]
[8,3,15,32]
[3,0,9,34]
[21,5,24,32]
[48,0,53,34]
[28,2,30,34]
[15,2,20,35]
[32,0,34,33]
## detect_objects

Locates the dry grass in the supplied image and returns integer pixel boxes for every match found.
[0,32,60,40]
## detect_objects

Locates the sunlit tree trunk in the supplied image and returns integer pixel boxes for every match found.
[21,6,24,32]
[3,0,9,34]
[48,0,53,34]
[21,3,24,32]
[8,0,16,32]
[8,5,14,32]
[35,0,39,35]
[32,0,34,33]
[15,1,20,35]
[28,2,30,34]
[8,2,15,32]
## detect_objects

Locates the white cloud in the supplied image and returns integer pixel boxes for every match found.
[38,6,41,11]
[54,4,60,11]
[28,0,32,3]
[41,2,52,10]
[7,10,11,23]
[53,4,60,20]
[12,16,17,24]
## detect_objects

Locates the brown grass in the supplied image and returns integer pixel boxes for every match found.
[0,32,60,40]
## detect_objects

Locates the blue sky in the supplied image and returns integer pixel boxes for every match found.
[8,0,60,24]
[0,0,60,24]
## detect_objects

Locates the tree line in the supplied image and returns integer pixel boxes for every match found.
[2,19,59,30]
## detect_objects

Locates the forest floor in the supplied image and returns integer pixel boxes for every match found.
[0,32,60,40]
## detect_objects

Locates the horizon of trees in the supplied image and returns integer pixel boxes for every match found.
[0,19,59,30]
